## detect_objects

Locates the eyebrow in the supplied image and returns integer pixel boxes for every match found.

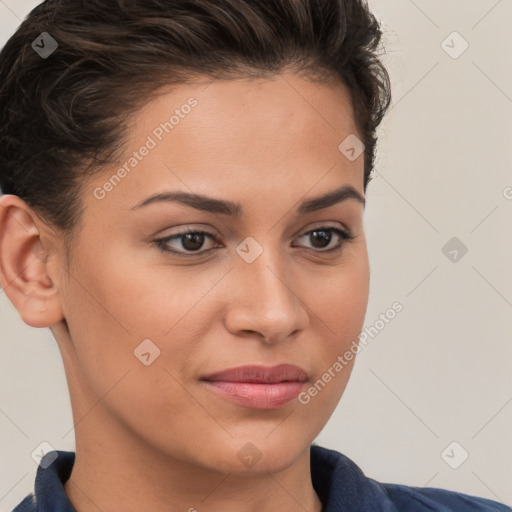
[130,184,365,216]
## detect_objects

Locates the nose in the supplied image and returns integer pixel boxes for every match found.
[223,249,309,344]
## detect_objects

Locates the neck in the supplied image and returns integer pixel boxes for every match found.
[64,415,323,512]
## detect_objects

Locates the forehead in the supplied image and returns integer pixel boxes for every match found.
[135,72,356,145]
[84,72,363,217]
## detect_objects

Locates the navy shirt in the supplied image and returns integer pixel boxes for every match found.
[12,443,511,511]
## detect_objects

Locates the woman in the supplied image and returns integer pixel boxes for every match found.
[0,1,509,511]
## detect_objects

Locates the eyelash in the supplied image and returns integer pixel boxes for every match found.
[153,225,355,257]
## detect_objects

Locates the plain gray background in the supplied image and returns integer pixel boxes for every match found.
[1,0,511,510]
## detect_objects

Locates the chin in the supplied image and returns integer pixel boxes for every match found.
[216,437,308,475]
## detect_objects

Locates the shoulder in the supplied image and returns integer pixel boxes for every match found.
[310,444,511,512]
[10,450,76,512]
[379,481,512,511]
[11,493,37,512]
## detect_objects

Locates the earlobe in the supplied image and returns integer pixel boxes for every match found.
[0,194,65,328]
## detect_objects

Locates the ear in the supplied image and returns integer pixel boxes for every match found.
[0,194,65,328]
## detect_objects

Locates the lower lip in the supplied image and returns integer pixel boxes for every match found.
[201,380,306,410]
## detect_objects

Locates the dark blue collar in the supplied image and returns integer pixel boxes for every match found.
[13,444,511,512]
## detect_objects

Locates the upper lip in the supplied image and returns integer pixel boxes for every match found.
[201,364,308,384]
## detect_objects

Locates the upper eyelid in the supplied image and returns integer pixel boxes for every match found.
[157,224,352,250]
[160,223,350,240]
[161,220,351,237]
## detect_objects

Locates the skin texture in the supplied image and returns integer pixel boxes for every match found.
[0,71,370,512]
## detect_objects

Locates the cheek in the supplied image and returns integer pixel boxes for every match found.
[301,260,369,420]
[319,250,370,336]
[59,259,203,442]
[58,250,163,393]
[305,251,369,398]
[60,244,221,397]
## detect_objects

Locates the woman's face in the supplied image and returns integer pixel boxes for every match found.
[50,72,370,473]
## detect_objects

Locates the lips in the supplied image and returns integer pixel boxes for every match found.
[201,364,308,384]
[200,364,308,410]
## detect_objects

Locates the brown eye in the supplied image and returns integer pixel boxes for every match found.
[294,226,354,252]
[154,230,220,256]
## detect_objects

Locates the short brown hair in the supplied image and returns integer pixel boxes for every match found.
[0,0,391,243]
